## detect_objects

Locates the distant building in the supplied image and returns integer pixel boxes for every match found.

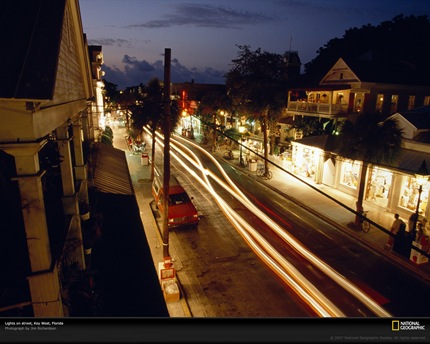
[171,81,227,135]
[283,51,301,80]
[285,56,430,140]
[277,53,430,227]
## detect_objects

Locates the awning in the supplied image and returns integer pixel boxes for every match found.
[92,142,134,195]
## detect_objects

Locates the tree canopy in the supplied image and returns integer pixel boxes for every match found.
[337,113,404,166]
[304,14,430,81]
[225,45,287,115]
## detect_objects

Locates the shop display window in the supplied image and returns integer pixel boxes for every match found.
[366,167,392,208]
[293,146,318,178]
[340,161,360,189]
[399,176,429,217]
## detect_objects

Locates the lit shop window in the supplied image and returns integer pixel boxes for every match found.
[366,167,392,208]
[340,160,360,189]
[399,176,429,216]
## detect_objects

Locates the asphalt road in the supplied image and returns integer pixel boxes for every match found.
[154,162,317,317]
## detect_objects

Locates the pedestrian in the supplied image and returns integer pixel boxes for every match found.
[408,212,418,232]
[386,213,403,250]
[393,222,408,257]
[416,223,424,243]
[409,223,418,242]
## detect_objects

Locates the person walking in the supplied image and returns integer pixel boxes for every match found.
[386,213,403,250]
[393,222,408,257]
[415,223,424,243]
[408,212,418,232]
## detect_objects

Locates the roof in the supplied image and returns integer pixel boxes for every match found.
[292,135,339,151]
[95,192,169,316]
[0,0,66,99]
[401,113,430,131]
[92,143,134,195]
[398,105,430,130]
[395,149,430,175]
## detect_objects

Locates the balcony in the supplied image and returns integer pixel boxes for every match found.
[287,101,348,117]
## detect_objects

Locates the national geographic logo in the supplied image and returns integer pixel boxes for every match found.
[392,320,426,331]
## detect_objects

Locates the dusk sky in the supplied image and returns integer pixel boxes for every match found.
[79,0,430,89]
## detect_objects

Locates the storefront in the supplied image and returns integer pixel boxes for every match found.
[337,161,394,208]
[180,112,202,137]
[289,136,430,235]
[365,167,393,208]
[399,175,430,218]
[339,160,360,190]
[291,144,324,182]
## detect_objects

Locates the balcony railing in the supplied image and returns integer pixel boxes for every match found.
[287,101,347,116]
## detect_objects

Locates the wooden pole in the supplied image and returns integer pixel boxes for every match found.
[162,48,171,258]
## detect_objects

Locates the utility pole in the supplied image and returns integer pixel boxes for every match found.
[162,48,171,258]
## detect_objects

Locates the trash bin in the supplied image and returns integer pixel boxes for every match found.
[141,152,149,166]
[248,159,257,172]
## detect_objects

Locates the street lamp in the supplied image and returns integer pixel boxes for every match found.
[238,125,246,166]
[413,160,430,232]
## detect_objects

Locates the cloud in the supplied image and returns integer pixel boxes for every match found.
[102,55,226,89]
[88,38,130,47]
[128,3,277,29]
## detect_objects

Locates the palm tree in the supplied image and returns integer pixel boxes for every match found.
[337,113,404,226]
[226,45,287,174]
[142,78,163,180]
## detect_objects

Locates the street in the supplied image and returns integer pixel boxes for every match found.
[113,123,430,317]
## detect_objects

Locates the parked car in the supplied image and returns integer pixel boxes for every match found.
[152,173,199,228]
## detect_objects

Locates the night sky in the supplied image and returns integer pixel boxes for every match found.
[79,0,430,89]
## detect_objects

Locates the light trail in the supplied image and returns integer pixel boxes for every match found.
[145,127,391,317]
[149,129,341,316]
[168,139,343,316]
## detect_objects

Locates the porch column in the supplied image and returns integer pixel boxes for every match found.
[72,121,87,181]
[56,125,75,197]
[28,264,64,316]
[2,142,64,316]
[56,124,86,270]
[4,142,52,272]
[315,152,325,184]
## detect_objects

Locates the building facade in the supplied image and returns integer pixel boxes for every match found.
[285,57,430,140]
[0,0,100,317]
[289,107,430,232]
